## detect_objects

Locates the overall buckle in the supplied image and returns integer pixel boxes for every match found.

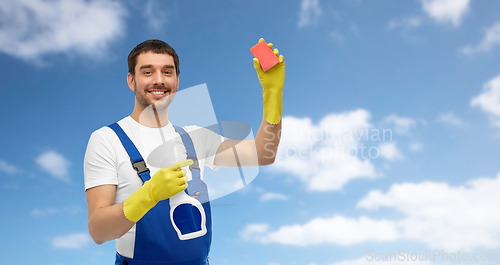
[189,159,200,171]
[131,159,150,177]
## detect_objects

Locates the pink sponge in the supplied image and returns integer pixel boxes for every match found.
[250,40,280,72]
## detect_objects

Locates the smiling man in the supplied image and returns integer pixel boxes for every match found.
[84,39,285,265]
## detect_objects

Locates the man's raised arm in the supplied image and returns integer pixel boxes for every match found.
[214,38,285,167]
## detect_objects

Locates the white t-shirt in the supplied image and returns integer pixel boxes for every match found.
[83,116,225,258]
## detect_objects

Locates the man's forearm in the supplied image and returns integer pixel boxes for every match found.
[86,184,136,245]
[254,118,281,165]
[212,38,284,167]
[88,202,135,245]
[251,38,284,164]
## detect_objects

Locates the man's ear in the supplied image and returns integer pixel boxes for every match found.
[127,73,135,91]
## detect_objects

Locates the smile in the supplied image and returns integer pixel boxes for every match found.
[150,91,167,95]
[148,89,171,99]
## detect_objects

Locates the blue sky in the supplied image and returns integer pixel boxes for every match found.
[1,0,500,264]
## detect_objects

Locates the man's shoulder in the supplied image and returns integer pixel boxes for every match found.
[89,117,131,143]
[181,123,222,133]
[88,126,117,149]
[181,124,203,132]
[181,124,220,137]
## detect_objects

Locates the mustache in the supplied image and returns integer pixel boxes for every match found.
[149,84,173,92]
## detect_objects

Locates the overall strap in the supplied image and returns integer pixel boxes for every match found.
[173,125,201,180]
[108,122,151,182]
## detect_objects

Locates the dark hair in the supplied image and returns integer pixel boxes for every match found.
[128,39,180,76]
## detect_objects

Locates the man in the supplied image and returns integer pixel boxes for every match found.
[84,39,284,265]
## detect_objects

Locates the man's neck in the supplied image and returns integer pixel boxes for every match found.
[130,106,169,128]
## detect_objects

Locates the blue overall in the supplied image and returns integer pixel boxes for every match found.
[108,123,212,265]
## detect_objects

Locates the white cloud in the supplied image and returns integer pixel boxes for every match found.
[31,206,81,217]
[244,174,500,251]
[461,23,500,55]
[358,174,500,251]
[0,0,126,63]
[471,74,500,128]
[2,183,20,190]
[31,208,60,217]
[0,159,18,174]
[421,0,470,27]
[260,192,289,202]
[436,111,464,126]
[142,0,168,31]
[241,223,271,241]
[269,110,376,191]
[329,31,344,43]
[386,16,424,42]
[52,233,91,249]
[409,142,423,151]
[241,216,399,246]
[36,151,71,182]
[298,0,322,28]
[378,142,403,161]
[349,24,360,36]
[384,114,417,135]
[387,16,423,30]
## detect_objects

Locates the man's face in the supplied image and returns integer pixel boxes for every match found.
[127,51,179,111]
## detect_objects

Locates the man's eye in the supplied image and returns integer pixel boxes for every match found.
[144,71,151,75]
[164,71,172,74]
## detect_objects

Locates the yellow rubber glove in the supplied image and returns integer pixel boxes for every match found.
[123,159,193,223]
[253,38,285,125]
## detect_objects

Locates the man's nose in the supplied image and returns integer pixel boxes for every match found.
[153,71,164,85]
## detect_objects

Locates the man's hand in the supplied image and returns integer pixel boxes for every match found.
[253,38,285,125]
[123,159,193,222]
